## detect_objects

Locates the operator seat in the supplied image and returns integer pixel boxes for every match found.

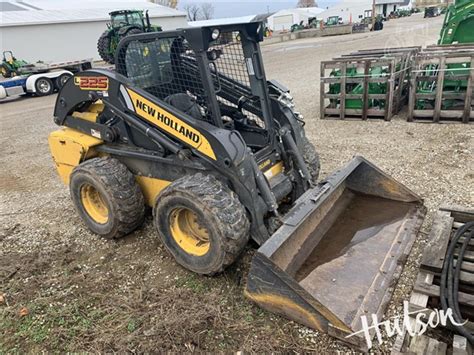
[164,93,204,121]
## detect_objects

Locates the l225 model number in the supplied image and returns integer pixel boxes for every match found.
[74,76,109,90]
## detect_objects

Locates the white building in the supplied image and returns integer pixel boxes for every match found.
[188,15,257,28]
[319,0,411,23]
[376,0,411,16]
[0,0,187,62]
[267,7,325,32]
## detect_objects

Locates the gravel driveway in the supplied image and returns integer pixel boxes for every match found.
[1,13,472,352]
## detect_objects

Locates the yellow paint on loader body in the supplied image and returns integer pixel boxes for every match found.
[126,88,217,160]
[244,290,350,333]
[71,101,105,123]
[135,176,171,207]
[48,127,103,184]
[263,161,284,181]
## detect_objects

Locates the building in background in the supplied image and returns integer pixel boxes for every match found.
[414,0,452,9]
[153,0,179,9]
[267,7,325,31]
[319,0,411,23]
[376,0,411,17]
[187,14,272,28]
[0,0,187,62]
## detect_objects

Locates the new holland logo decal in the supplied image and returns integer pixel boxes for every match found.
[125,88,216,160]
[74,76,109,91]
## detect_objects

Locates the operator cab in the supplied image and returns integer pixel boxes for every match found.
[110,10,144,29]
[115,24,275,151]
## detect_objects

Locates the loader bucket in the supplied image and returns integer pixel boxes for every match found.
[245,156,425,350]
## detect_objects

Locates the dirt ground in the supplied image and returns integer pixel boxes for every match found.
[1,14,473,352]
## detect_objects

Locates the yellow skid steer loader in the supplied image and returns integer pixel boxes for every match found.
[48,23,425,348]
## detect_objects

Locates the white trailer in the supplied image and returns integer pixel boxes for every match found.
[17,58,93,75]
[0,58,93,100]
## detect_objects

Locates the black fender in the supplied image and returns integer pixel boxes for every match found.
[118,26,141,36]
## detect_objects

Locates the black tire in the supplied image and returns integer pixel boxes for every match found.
[97,31,114,64]
[301,136,321,184]
[70,157,145,239]
[154,173,250,275]
[125,28,143,37]
[55,73,72,90]
[1,64,12,78]
[35,77,54,96]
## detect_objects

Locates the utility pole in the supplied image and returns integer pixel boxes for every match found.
[371,0,376,31]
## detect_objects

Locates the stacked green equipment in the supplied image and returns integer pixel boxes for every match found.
[1,51,28,78]
[329,66,389,110]
[97,10,162,64]
[416,0,474,110]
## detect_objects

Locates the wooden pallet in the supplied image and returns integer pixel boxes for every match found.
[320,48,418,121]
[408,48,474,124]
[392,206,474,354]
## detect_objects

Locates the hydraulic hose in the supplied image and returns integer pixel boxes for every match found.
[440,220,474,344]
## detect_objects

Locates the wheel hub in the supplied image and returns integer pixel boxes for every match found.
[170,207,210,256]
[37,79,50,93]
[80,184,109,224]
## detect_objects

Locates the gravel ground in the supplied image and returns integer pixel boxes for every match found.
[1,13,473,352]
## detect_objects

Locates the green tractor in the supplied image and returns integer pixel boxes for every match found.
[1,51,28,78]
[97,10,162,64]
[361,11,384,31]
[290,21,305,32]
[438,0,474,45]
[416,0,474,110]
[325,16,341,26]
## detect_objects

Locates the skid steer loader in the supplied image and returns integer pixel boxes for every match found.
[48,23,425,348]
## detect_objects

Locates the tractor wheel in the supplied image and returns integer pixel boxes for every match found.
[35,77,54,96]
[1,64,12,78]
[301,136,321,184]
[97,31,114,64]
[125,28,143,37]
[55,73,72,90]
[70,157,145,239]
[154,173,250,275]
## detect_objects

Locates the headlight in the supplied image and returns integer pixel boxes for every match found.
[211,29,220,40]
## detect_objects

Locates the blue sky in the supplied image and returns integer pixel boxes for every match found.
[178,0,341,18]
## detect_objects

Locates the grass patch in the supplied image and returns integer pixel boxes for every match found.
[175,274,208,293]
[1,301,107,351]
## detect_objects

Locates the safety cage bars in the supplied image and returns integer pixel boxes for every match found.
[115,28,266,128]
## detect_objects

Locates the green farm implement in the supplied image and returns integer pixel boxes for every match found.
[1,51,28,78]
[439,0,474,44]
[412,0,474,120]
[320,48,419,120]
[97,10,162,64]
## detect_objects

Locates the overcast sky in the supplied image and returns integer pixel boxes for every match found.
[178,0,342,19]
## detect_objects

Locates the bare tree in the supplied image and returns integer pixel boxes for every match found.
[184,4,200,21]
[297,0,317,7]
[200,3,214,20]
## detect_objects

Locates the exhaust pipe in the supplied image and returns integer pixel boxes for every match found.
[245,156,426,350]
[145,10,151,32]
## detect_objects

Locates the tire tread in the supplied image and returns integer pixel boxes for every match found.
[156,173,249,274]
[71,157,145,238]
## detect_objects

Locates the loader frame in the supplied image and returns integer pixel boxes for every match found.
[52,22,314,245]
